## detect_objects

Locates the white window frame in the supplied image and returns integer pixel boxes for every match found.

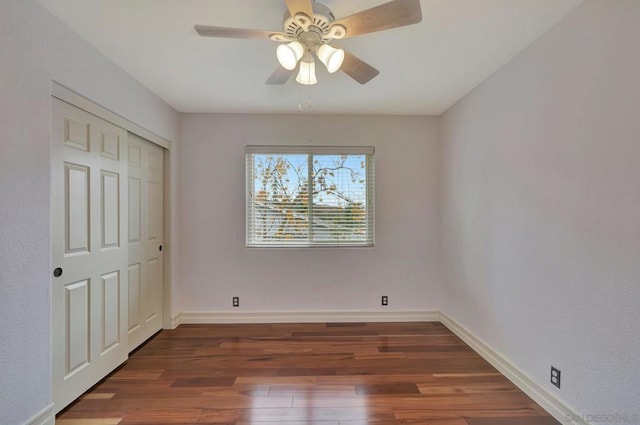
[246,145,375,248]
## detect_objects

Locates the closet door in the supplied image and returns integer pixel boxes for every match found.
[127,133,164,351]
[51,99,128,412]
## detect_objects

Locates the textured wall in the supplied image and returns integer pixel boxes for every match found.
[178,114,441,314]
[440,0,640,415]
[0,1,177,423]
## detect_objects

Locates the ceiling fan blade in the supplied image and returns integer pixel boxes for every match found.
[330,0,422,39]
[266,67,295,85]
[195,25,286,40]
[285,0,314,19]
[340,52,380,84]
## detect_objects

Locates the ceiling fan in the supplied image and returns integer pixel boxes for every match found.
[195,0,422,86]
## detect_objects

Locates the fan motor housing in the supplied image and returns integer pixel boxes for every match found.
[283,2,335,41]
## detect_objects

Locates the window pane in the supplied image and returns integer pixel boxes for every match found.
[250,154,309,243]
[311,155,368,243]
[246,148,373,247]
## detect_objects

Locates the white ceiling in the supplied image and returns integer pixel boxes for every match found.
[38,0,582,115]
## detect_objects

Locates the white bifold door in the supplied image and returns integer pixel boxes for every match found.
[51,99,129,411]
[52,100,165,412]
[127,133,164,351]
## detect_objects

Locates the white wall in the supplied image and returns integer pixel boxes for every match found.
[178,114,441,314]
[0,1,178,423]
[5,0,638,422]
[440,0,640,415]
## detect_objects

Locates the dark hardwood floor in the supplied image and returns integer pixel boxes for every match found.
[56,322,559,425]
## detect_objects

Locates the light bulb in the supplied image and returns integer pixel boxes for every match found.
[296,60,317,85]
[276,41,303,70]
[317,44,345,73]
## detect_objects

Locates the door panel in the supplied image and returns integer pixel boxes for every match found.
[148,181,160,241]
[101,270,121,352]
[127,133,164,351]
[128,177,141,243]
[146,257,160,322]
[100,129,120,160]
[128,263,141,332]
[65,163,90,254]
[101,171,120,249]
[52,99,128,413]
[64,116,90,151]
[65,279,90,375]
[128,144,141,167]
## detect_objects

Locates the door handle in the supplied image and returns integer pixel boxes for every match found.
[159,245,163,251]
[53,267,63,278]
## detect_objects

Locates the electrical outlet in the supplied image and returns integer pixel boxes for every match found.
[551,366,561,389]
[381,295,388,306]
[232,296,239,307]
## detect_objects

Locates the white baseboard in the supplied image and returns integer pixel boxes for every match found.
[24,403,54,425]
[170,314,181,329]
[440,312,587,425]
[178,309,439,324]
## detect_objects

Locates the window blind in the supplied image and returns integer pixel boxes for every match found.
[246,146,374,247]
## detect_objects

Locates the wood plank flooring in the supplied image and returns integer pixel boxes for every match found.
[56,322,559,425]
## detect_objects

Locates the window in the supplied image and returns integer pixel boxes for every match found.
[246,146,374,247]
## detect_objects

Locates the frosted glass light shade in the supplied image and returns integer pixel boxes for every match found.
[317,44,345,73]
[296,61,317,85]
[276,41,304,70]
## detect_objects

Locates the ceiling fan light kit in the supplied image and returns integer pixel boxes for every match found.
[195,0,422,86]
[317,44,345,74]
[277,41,304,70]
[296,60,318,85]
